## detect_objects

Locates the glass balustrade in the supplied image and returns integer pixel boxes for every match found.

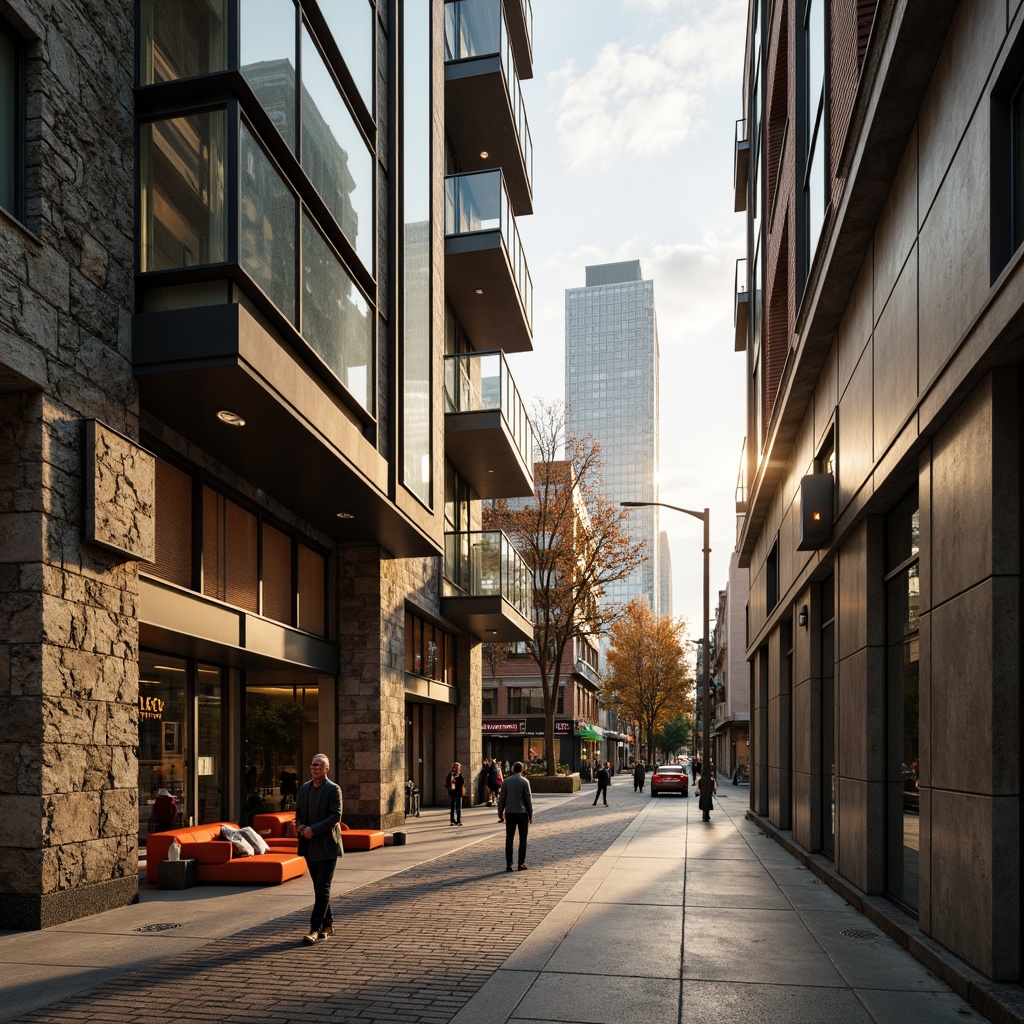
[443,351,534,467]
[443,530,533,620]
[445,170,533,327]
[444,0,533,188]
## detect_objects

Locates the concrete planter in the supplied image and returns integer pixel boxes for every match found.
[524,774,581,793]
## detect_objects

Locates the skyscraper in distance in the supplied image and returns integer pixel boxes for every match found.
[565,260,662,620]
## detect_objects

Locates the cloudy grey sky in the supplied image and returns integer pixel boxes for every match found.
[509,0,749,634]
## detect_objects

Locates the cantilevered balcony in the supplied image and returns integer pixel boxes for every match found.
[445,170,533,352]
[441,530,534,642]
[444,351,534,498]
[734,117,749,213]
[502,0,533,80]
[734,257,749,352]
[445,0,533,214]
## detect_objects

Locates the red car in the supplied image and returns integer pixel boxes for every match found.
[650,764,689,797]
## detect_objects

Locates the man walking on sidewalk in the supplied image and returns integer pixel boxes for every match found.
[593,761,610,806]
[498,761,533,871]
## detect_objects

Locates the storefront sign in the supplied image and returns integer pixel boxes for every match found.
[482,720,527,734]
[139,696,165,720]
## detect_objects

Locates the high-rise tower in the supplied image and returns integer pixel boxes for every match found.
[565,260,661,616]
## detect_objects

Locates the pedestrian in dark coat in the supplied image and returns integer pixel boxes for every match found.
[632,762,645,792]
[593,761,610,806]
[698,770,715,821]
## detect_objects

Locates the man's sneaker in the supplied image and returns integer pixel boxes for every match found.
[302,932,319,945]
[518,863,528,871]
[319,925,334,939]
[506,864,513,872]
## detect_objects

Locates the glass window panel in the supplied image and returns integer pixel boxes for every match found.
[319,0,374,107]
[0,26,15,214]
[300,24,373,269]
[139,653,188,842]
[262,522,293,624]
[806,110,824,258]
[241,0,297,150]
[197,664,226,824]
[140,111,227,271]
[139,0,227,85]
[1014,81,1024,248]
[301,213,372,410]
[240,123,296,321]
[402,0,431,504]
[807,0,824,119]
[202,486,258,612]
[151,457,194,588]
[297,542,325,635]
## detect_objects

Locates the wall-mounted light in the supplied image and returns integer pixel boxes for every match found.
[216,409,246,427]
[798,605,808,628]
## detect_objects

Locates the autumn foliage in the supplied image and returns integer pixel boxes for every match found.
[484,402,646,771]
[603,600,694,764]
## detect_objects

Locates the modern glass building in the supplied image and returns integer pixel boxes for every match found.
[565,260,663,618]
[0,0,535,929]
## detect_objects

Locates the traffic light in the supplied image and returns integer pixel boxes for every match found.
[798,473,834,550]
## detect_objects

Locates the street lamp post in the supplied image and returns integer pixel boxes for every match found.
[620,501,711,782]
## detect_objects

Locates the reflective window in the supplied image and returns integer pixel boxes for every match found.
[240,123,296,321]
[300,24,373,269]
[196,664,226,824]
[319,0,374,107]
[803,0,826,264]
[139,111,227,270]
[241,0,297,150]
[302,213,372,410]
[139,655,188,840]
[402,0,432,504]
[1013,79,1024,249]
[139,0,227,84]
[0,20,20,216]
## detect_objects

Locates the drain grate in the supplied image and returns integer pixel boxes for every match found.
[134,922,183,933]
[841,928,879,940]
[807,879,824,885]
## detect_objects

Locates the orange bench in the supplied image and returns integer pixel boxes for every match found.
[253,811,385,852]
[146,822,307,885]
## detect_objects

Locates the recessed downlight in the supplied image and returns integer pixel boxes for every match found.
[480,150,489,159]
[475,288,484,295]
[336,511,354,520]
[216,409,246,427]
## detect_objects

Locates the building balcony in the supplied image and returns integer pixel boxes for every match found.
[445,0,533,215]
[444,351,534,498]
[502,0,533,80]
[441,530,534,641]
[734,117,749,213]
[734,257,748,352]
[445,170,533,352]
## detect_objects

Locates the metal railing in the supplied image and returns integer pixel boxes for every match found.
[444,350,534,468]
[445,169,533,328]
[444,0,533,188]
[443,530,534,621]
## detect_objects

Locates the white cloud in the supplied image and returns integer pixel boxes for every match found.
[548,0,747,170]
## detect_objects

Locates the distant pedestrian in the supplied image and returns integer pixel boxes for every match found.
[593,761,610,806]
[632,761,645,792]
[497,761,533,871]
[698,769,715,822]
[485,759,501,806]
[692,756,702,795]
[445,762,465,825]
[295,753,343,944]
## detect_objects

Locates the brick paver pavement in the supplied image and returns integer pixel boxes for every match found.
[15,796,638,1024]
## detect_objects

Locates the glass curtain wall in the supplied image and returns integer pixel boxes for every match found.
[886,492,920,911]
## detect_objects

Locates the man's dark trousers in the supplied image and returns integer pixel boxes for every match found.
[504,813,529,867]
[306,856,337,933]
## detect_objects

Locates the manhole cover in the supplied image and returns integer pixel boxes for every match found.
[841,929,879,940]
[134,922,182,933]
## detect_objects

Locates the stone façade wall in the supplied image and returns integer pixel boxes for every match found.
[0,1,141,928]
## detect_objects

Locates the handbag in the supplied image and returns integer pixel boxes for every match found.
[462,784,467,797]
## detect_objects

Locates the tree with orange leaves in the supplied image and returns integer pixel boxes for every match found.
[484,402,646,774]
[603,599,693,765]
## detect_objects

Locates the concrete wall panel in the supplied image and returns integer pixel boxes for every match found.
[919,115,990,390]
[838,251,873,400]
[873,126,918,322]
[873,245,919,455]
[837,340,874,515]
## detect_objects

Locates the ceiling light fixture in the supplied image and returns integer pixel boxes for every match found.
[480,150,489,159]
[216,409,246,427]
[475,288,484,295]
[336,511,354,520]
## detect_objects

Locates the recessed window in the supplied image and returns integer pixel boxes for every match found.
[138,0,227,85]
[0,18,24,219]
